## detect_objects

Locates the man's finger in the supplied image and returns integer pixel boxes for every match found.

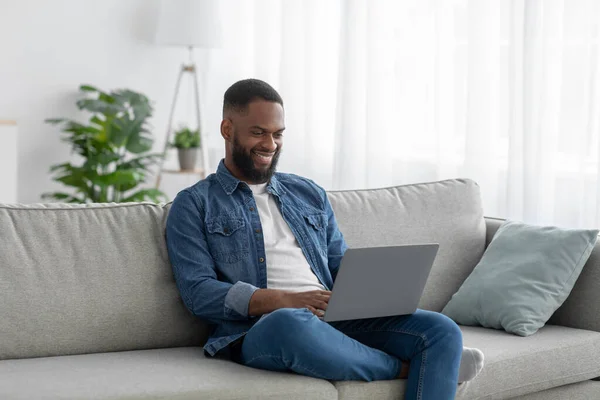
[306,305,320,316]
[320,293,331,302]
[311,300,328,310]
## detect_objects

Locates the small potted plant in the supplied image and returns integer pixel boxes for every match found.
[171,127,201,170]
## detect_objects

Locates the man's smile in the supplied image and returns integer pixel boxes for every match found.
[252,150,276,165]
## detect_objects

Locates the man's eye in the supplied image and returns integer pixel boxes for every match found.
[252,131,262,136]
[274,133,283,138]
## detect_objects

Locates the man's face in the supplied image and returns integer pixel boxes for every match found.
[223,100,285,184]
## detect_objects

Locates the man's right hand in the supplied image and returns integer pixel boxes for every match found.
[248,289,331,317]
[280,290,331,317]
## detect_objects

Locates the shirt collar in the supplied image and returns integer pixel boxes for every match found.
[216,159,285,196]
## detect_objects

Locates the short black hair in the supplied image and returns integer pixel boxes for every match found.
[223,79,283,115]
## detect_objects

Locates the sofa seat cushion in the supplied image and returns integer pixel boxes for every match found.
[0,347,337,400]
[332,325,600,400]
[512,380,600,399]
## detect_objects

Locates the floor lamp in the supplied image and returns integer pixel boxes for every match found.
[154,0,222,189]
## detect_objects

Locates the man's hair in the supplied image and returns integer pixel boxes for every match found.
[223,79,283,115]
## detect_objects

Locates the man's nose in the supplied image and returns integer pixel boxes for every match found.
[261,135,277,152]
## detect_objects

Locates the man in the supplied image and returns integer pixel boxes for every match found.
[166,79,484,399]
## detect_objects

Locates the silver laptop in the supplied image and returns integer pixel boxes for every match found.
[322,244,439,322]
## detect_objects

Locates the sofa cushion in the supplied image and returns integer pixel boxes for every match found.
[327,178,486,312]
[512,380,600,400]
[442,220,598,336]
[456,325,600,398]
[0,347,337,400]
[0,203,206,360]
[332,325,600,400]
[485,217,600,334]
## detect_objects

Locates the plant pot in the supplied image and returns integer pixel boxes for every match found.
[177,148,198,171]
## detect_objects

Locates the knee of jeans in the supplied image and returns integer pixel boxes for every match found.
[437,314,463,349]
[263,308,313,331]
[259,308,313,345]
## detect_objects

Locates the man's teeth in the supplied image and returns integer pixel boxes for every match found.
[254,152,274,159]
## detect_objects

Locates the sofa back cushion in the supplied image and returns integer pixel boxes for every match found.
[0,179,486,360]
[327,179,486,312]
[0,203,206,360]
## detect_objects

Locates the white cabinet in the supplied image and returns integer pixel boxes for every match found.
[0,120,17,203]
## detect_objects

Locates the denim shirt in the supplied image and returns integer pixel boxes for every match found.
[165,159,348,356]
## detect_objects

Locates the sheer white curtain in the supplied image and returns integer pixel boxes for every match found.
[201,0,600,229]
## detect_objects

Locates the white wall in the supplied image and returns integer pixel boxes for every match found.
[0,121,17,202]
[0,0,223,203]
[0,0,333,203]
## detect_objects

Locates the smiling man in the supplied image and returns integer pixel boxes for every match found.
[165,79,484,400]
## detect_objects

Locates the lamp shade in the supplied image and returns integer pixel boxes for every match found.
[155,0,223,48]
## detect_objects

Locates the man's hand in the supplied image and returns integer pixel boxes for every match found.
[281,290,331,317]
[248,289,331,317]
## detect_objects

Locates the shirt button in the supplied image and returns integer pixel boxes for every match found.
[223,227,229,233]
[255,229,261,233]
[259,257,265,263]
[249,207,255,211]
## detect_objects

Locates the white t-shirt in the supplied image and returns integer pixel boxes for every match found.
[248,182,326,293]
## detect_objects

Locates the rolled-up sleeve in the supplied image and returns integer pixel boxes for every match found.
[224,281,259,318]
[166,190,259,323]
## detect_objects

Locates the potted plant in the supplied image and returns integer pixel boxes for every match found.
[43,85,168,203]
[171,127,201,170]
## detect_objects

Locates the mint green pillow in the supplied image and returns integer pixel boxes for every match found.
[442,220,599,336]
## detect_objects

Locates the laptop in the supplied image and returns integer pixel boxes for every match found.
[322,244,439,322]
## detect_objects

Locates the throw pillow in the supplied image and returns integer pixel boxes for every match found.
[441,220,599,336]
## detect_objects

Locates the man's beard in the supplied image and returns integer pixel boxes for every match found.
[231,135,281,184]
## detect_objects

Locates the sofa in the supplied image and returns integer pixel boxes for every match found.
[0,178,599,399]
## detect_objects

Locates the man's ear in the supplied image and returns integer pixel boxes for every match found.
[221,119,233,142]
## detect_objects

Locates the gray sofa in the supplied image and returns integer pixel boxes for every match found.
[1,178,599,399]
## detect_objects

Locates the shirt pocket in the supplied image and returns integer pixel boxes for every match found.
[303,212,328,256]
[205,217,249,264]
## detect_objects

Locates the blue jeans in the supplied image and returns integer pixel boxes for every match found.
[235,308,462,400]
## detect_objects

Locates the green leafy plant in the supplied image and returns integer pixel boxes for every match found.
[42,85,168,203]
[171,127,201,149]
